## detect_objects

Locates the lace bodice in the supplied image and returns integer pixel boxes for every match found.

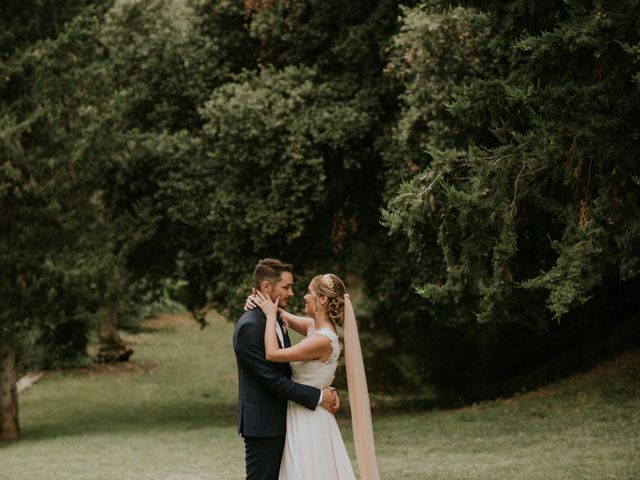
[291,327,340,389]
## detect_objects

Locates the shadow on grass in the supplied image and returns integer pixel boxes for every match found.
[21,399,237,442]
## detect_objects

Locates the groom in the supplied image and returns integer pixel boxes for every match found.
[232,258,338,480]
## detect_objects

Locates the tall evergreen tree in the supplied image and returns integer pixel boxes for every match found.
[0,2,114,441]
[379,0,640,398]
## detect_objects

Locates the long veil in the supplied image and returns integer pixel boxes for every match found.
[343,294,381,479]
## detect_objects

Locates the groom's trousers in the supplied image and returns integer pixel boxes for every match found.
[243,435,286,480]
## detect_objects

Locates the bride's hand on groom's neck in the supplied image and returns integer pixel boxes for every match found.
[255,291,279,318]
[244,287,258,311]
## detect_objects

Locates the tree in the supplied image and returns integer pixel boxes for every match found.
[162,64,371,312]
[92,0,260,323]
[149,0,405,315]
[378,0,640,398]
[0,2,114,440]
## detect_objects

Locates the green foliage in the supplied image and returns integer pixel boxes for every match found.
[117,278,187,328]
[3,0,640,403]
[103,0,254,132]
[247,0,396,74]
[93,0,262,318]
[0,3,115,361]
[371,0,640,398]
[383,5,496,191]
[384,0,640,325]
[165,64,370,311]
[0,0,100,58]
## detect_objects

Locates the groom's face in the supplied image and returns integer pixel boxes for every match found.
[270,271,294,308]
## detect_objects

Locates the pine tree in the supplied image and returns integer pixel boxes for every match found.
[379,0,640,397]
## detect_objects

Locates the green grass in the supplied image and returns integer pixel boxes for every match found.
[1,312,639,480]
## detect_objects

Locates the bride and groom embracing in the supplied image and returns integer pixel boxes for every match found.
[232,258,380,479]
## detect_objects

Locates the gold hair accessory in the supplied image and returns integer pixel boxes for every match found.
[321,274,335,291]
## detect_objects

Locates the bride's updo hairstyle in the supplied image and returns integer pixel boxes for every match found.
[312,273,346,327]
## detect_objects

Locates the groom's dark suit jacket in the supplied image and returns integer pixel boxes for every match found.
[232,308,320,437]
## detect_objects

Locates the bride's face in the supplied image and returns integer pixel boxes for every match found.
[303,282,317,316]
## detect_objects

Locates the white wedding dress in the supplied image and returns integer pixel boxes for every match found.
[279,327,356,479]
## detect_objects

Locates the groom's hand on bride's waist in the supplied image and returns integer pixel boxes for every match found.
[331,387,340,413]
[320,387,340,414]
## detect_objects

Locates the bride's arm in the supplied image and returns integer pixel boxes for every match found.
[255,292,331,363]
[278,308,313,336]
[266,315,331,363]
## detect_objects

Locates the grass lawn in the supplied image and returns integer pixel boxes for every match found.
[1,311,639,480]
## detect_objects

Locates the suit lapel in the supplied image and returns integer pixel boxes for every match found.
[277,315,290,348]
[257,309,288,349]
[282,324,291,348]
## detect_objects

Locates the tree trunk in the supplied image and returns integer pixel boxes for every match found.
[98,301,133,362]
[0,343,20,442]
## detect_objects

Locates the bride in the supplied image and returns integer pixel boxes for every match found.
[252,273,380,479]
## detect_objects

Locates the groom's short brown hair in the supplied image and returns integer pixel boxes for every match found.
[253,258,293,290]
